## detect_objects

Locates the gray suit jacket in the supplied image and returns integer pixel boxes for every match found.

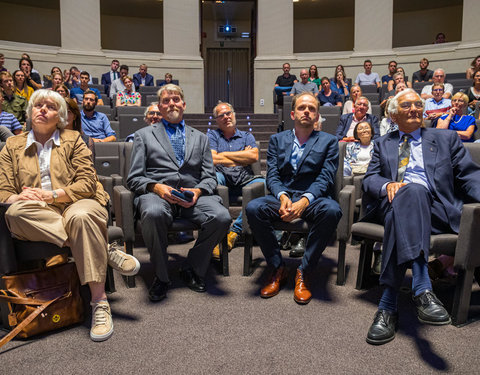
[126,122,217,203]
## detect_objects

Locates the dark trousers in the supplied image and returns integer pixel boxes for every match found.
[245,195,342,274]
[137,193,231,283]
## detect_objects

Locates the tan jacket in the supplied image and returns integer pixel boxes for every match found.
[0,129,109,208]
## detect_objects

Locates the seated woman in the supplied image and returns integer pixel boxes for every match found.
[330,69,350,98]
[466,55,480,79]
[50,73,64,92]
[387,67,412,91]
[344,121,374,176]
[379,98,399,136]
[317,77,342,107]
[437,92,477,142]
[63,69,72,88]
[55,84,70,98]
[13,70,34,102]
[116,76,141,107]
[342,85,372,115]
[0,90,139,342]
[467,70,480,114]
[43,66,63,89]
[308,65,321,88]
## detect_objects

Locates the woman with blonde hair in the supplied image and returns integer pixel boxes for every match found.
[342,84,372,114]
[437,92,476,142]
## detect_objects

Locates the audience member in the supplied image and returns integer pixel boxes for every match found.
[317,77,342,106]
[0,71,27,124]
[43,66,62,89]
[343,85,372,115]
[20,53,39,74]
[362,89,480,345]
[81,90,116,142]
[19,57,42,91]
[55,84,70,98]
[125,102,161,142]
[435,32,446,44]
[13,69,34,102]
[0,54,6,72]
[101,59,120,94]
[381,61,397,85]
[467,70,480,114]
[126,84,230,302]
[412,58,434,83]
[330,69,350,97]
[274,63,298,105]
[64,97,94,156]
[245,92,341,304]
[69,66,81,88]
[466,55,480,79]
[63,69,72,87]
[162,73,173,85]
[208,102,264,259]
[437,92,476,142]
[387,68,411,91]
[423,83,451,120]
[116,76,141,107]
[355,60,381,89]
[308,65,321,88]
[289,69,318,96]
[0,89,140,342]
[133,64,154,90]
[421,69,453,99]
[70,71,103,105]
[0,90,22,140]
[381,81,407,112]
[336,96,379,141]
[50,73,64,92]
[109,65,135,100]
[379,99,398,136]
[344,121,374,177]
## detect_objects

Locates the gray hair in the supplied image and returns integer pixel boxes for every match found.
[355,96,370,106]
[213,102,234,118]
[144,102,158,117]
[387,88,424,115]
[157,84,184,102]
[27,89,68,129]
[434,68,445,76]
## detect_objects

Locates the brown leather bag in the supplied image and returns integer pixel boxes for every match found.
[0,262,84,348]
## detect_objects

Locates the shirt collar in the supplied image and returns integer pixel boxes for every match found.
[82,110,97,119]
[162,118,185,130]
[26,129,60,150]
[218,128,241,140]
[399,127,421,142]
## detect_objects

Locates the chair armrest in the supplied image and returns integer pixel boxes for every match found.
[217,185,229,208]
[343,176,353,186]
[337,185,355,242]
[111,174,124,187]
[353,175,365,201]
[242,181,266,234]
[98,175,114,201]
[454,203,480,270]
[113,185,135,242]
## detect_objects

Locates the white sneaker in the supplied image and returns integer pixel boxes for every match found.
[107,241,140,276]
[90,301,113,342]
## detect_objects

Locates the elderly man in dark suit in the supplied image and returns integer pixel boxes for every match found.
[336,96,380,141]
[126,84,231,302]
[246,92,342,304]
[362,88,480,345]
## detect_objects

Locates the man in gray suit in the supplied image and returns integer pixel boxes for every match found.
[126,84,231,302]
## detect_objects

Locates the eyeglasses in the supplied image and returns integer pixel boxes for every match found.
[216,111,233,119]
[432,89,444,92]
[148,111,161,116]
[399,101,424,109]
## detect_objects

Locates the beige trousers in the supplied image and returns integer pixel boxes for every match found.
[5,200,108,285]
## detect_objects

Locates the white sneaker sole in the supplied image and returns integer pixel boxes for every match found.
[90,322,114,342]
[109,254,141,276]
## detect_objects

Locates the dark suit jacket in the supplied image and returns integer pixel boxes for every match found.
[133,73,154,90]
[336,113,380,140]
[126,122,217,206]
[362,128,480,233]
[266,130,338,201]
[101,72,114,94]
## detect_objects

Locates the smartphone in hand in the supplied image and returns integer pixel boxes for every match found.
[171,189,194,203]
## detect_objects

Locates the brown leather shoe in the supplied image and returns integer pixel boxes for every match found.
[294,268,312,304]
[260,266,288,298]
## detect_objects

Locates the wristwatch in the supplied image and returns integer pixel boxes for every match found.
[52,190,58,203]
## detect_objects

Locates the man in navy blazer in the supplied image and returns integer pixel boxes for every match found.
[362,89,480,345]
[127,84,231,302]
[246,92,342,304]
[336,97,380,141]
[133,64,154,90]
[101,59,120,94]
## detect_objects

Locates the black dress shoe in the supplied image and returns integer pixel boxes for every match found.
[366,310,398,345]
[413,290,451,325]
[148,276,168,302]
[180,267,206,293]
[289,237,306,258]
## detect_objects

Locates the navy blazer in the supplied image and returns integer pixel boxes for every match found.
[101,72,114,94]
[336,113,380,140]
[362,128,480,233]
[133,73,154,90]
[266,130,338,201]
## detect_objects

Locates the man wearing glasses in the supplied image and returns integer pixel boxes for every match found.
[125,102,162,142]
[423,83,451,120]
[362,89,480,345]
[208,102,264,257]
[421,68,453,100]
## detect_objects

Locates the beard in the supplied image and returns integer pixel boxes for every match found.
[165,109,182,123]
[83,102,95,111]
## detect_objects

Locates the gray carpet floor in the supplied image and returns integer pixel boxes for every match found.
[1,240,480,374]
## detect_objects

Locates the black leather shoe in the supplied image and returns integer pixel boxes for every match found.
[289,237,306,258]
[366,310,398,345]
[413,290,451,325]
[148,276,168,302]
[180,267,206,293]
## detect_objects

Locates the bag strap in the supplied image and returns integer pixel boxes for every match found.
[0,294,45,306]
[0,295,62,349]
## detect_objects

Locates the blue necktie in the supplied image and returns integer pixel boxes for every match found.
[170,125,184,166]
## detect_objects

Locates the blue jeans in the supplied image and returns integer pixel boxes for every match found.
[216,172,265,234]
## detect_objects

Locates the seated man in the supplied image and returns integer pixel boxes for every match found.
[70,71,103,105]
[101,59,120,95]
[421,69,453,100]
[246,92,342,304]
[133,64,154,90]
[289,69,318,96]
[423,83,451,120]
[381,61,397,85]
[0,89,22,140]
[336,96,380,141]
[109,65,135,100]
[126,84,231,302]
[274,62,297,105]
[125,102,162,142]
[412,58,434,83]
[1,71,27,124]
[317,77,342,107]
[362,88,480,345]
[355,60,381,89]
[207,102,265,257]
[81,90,116,143]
